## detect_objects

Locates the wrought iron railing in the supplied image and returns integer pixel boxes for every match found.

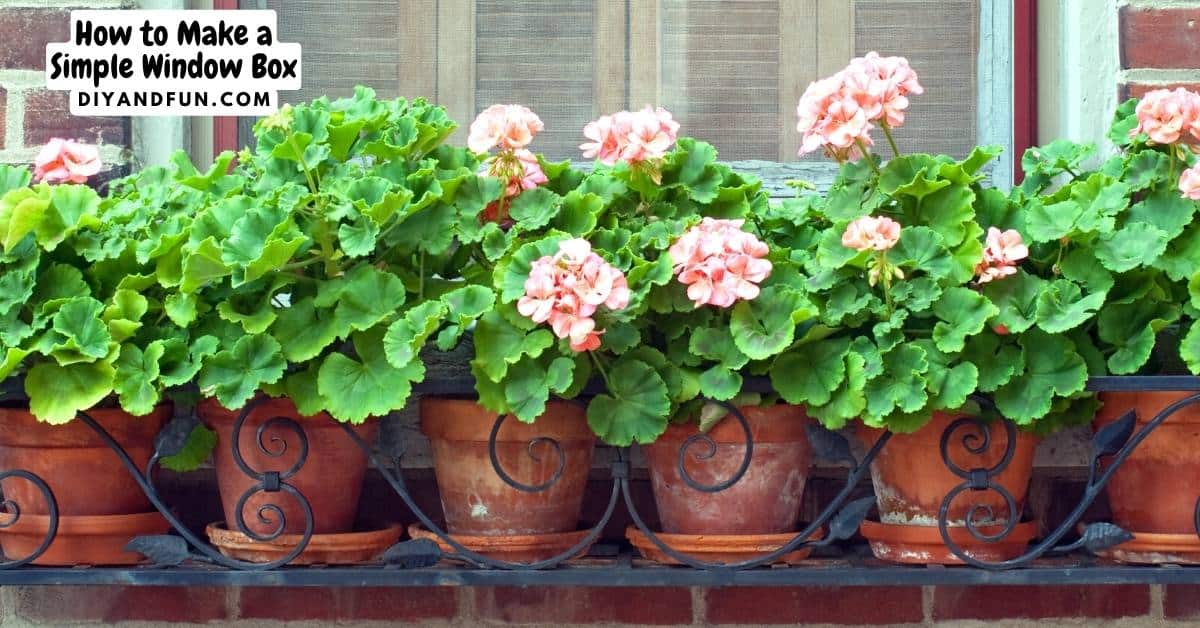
[0,376,1196,585]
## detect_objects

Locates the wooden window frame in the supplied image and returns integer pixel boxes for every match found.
[212,0,1038,192]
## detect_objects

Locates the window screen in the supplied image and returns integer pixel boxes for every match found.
[251,0,992,167]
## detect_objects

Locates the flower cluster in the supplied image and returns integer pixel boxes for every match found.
[842,215,904,287]
[517,239,631,352]
[1131,88,1200,146]
[34,138,101,184]
[842,215,901,252]
[1181,165,1200,200]
[668,218,772,308]
[580,106,680,166]
[975,227,1028,284]
[468,104,545,153]
[796,52,923,161]
[470,105,549,222]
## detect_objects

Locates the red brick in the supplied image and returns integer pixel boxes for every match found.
[0,9,69,71]
[1120,6,1200,69]
[705,586,923,625]
[1165,585,1200,619]
[933,585,1150,620]
[1122,82,1200,101]
[23,89,128,147]
[12,586,227,623]
[473,586,693,625]
[237,587,457,622]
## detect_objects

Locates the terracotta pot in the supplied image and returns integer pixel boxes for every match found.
[625,525,821,565]
[1095,391,1200,535]
[644,404,812,535]
[0,405,168,516]
[200,397,378,537]
[859,412,1038,526]
[207,521,401,565]
[0,512,169,566]
[420,397,595,536]
[408,522,597,563]
[859,519,1039,565]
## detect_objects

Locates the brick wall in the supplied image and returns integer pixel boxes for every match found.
[1119,2,1200,99]
[0,0,130,177]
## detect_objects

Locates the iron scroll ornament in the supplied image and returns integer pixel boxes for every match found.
[0,389,60,567]
[342,405,621,571]
[79,397,317,570]
[931,395,1200,569]
[623,399,890,570]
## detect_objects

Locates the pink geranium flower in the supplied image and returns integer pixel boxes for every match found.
[796,52,923,159]
[468,104,544,153]
[1131,88,1200,145]
[580,106,678,165]
[517,239,630,352]
[842,216,901,252]
[669,218,772,308]
[975,227,1029,284]
[33,138,102,184]
[1181,165,1200,200]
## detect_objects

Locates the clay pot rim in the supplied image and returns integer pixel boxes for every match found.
[860,519,1038,544]
[197,396,342,423]
[625,524,823,546]
[419,397,595,443]
[407,522,590,550]
[0,404,171,446]
[0,511,166,535]
[207,521,402,549]
[651,404,812,445]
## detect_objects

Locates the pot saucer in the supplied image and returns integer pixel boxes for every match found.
[0,511,168,566]
[407,522,596,563]
[626,525,822,565]
[860,519,1038,565]
[1090,529,1200,565]
[207,521,401,565]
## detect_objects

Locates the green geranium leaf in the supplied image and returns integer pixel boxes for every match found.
[995,330,1087,423]
[864,344,929,422]
[317,327,425,423]
[114,342,164,416]
[159,424,218,472]
[508,187,560,231]
[157,335,218,387]
[556,190,602,235]
[699,365,742,401]
[1025,199,1084,243]
[730,286,813,360]
[932,287,997,353]
[0,165,31,197]
[1059,248,1115,294]
[320,265,407,336]
[689,326,750,370]
[181,237,231,292]
[50,297,112,362]
[164,293,199,327]
[916,340,979,412]
[338,216,380,258]
[891,226,953,278]
[1128,185,1196,241]
[497,236,564,302]
[770,338,849,406]
[982,270,1042,334]
[383,300,448,368]
[1182,321,1200,374]
[216,300,277,334]
[587,360,669,446]
[807,352,867,429]
[272,297,339,362]
[1035,279,1106,333]
[1155,222,1200,282]
[198,335,287,410]
[0,186,50,251]
[1094,222,1169,272]
[503,359,552,422]
[471,310,554,382]
[25,361,115,425]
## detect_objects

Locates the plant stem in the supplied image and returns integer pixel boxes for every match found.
[856,139,881,176]
[881,122,901,158]
[289,135,320,193]
[418,251,425,301]
[588,351,612,390]
[279,257,322,272]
